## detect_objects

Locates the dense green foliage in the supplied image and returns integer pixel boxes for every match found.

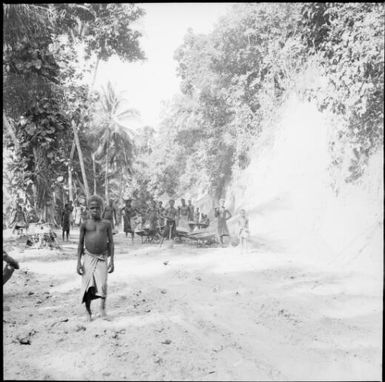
[301,3,384,181]
[3,4,145,215]
[137,3,383,201]
[136,4,305,199]
[8,98,71,209]
[3,3,384,214]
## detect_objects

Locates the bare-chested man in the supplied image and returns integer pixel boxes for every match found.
[163,199,178,239]
[77,195,114,321]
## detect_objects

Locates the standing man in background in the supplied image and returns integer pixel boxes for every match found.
[67,200,74,227]
[121,199,137,242]
[187,199,195,231]
[9,204,28,235]
[61,203,71,241]
[102,199,117,231]
[215,199,232,246]
[163,199,178,240]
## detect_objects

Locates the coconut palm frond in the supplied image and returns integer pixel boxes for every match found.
[92,81,141,200]
[93,139,108,160]
[115,108,140,120]
[113,120,138,139]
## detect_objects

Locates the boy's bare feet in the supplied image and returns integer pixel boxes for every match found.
[86,312,92,322]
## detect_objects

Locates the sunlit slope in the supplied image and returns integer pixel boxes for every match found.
[228,95,383,274]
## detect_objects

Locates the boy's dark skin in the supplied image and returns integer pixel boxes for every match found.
[77,200,114,321]
[3,250,20,285]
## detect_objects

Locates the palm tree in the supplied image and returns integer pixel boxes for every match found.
[92,82,139,201]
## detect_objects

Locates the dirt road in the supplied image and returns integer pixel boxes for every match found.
[3,230,382,381]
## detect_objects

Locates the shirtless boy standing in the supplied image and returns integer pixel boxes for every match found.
[77,195,114,321]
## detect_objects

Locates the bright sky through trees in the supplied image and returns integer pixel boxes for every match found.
[94,3,233,128]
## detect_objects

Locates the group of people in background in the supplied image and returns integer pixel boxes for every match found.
[120,197,210,242]
[6,195,250,251]
[56,196,210,243]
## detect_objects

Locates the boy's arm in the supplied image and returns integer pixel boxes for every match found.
[106,221,114,272]
[226,210,232,220]
[77,223,86,274]
[3,251,20,269]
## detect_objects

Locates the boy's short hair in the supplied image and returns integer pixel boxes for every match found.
[88,195,104,208]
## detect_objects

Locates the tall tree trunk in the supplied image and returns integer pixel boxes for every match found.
[119,169,124,202]
[68,163,73,202]
[105,144,109,202]
[32,147,43,218]
[32,184,38,211]
[78,181,86,197]
[68,55,100,202]
[73,179,78,201]
[52,190,59,227]
[70,141,76,161]
[68,138,76,202]
[89,56,100,97]
[43,204,47,223]
[92,153,97,195]
[117,169,125,227]
[71,121,90,201]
